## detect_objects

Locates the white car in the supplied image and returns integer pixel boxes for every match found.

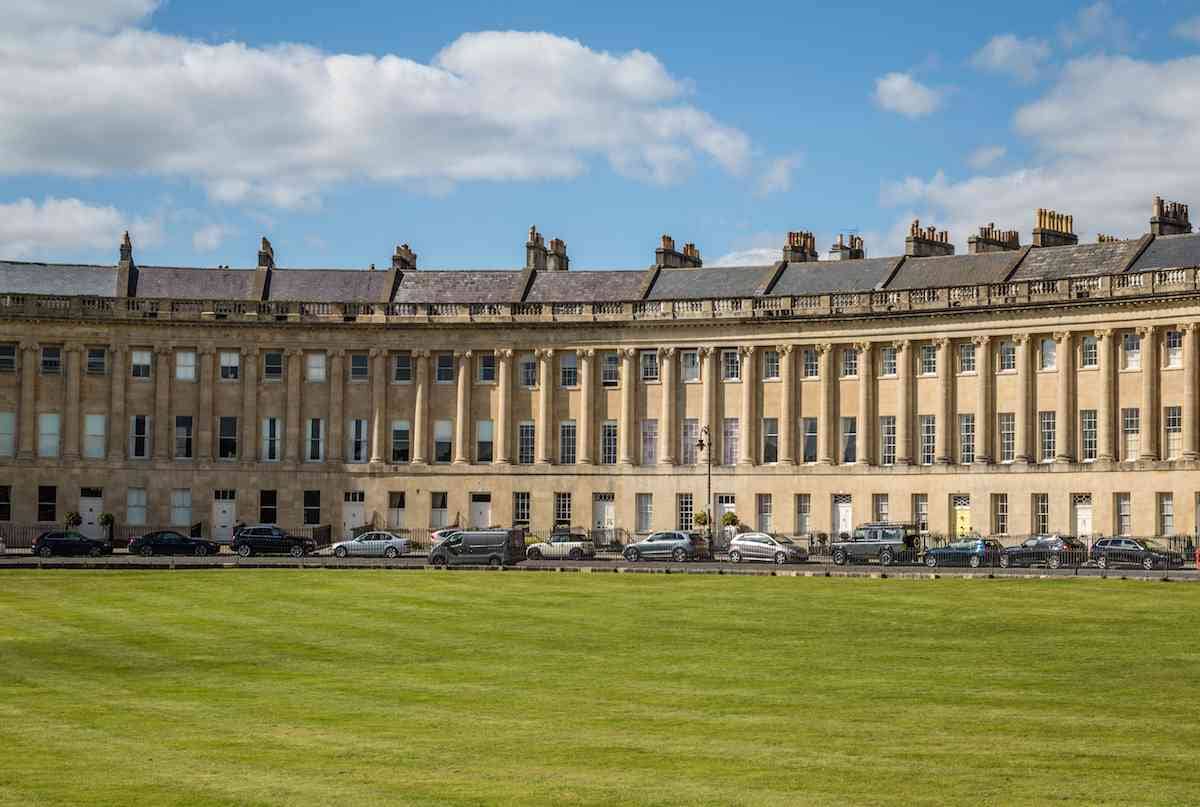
[331,531,409,558]
[525,529,596,560]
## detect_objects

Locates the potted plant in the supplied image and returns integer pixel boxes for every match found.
[98,512,115,542]
[693,511,710,528]
[720,511,739,529]
[64,511,82,529]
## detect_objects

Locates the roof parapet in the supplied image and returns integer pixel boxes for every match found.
[656,234,702,268]
[905,220,955,258]
[828,233,865,261]
[1032,209,1078,248]
[1151,196,1192,236]
[525,226,548,270]
[392,243,417,271]
[783,231,818,263]
[967,223,1020,254]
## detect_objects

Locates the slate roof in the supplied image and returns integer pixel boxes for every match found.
[524,270,645,302]
[647,265,769,300]
[770,257,900,295]
[1009,240,1142,281]
[267,269,392,302]
[0,261,118,296]
[137,266,257,299]
[885,251,1019,290]
[1128,232,1200,273]
[391,270,523,304]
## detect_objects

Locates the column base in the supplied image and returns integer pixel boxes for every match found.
[657,459,677,467]
[1182,451,1199,462]
[17,450,33,461]
[452,459,469,466]
[1054,455,1073,465]
[63,451,82,463]
[737,459,755,467]
[777,459,795,467]
[936,457,953,466]
[973,457,992,466]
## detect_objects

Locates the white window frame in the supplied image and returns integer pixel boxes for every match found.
[640,350,659,382]
[306,352,327,383]
[131,349,152,379]
[958,342,976,374]
[959,414,975,465]
[476,420,494,464]
[559,353,578,388]
[126,487,147,527]
[219,350,240,380]
[879,416,896,466]
[721,349,741,381]
[170,488,192,527]
[261,416,281,462]
[841,347,858,378]
[306,418,325,462]
[175,350,196,382]
[558,421,576,465]
[762,350,780,380]
[919,415,935,465]
[128,414,150,459]
[517,421,535,465]
[680,419,698,466]
[83,414,106,459]
[636,493,653,533]
[1039,411,1056,463]
[680,350,700,383]
[38,413,61,458]
[762,417,779,464]
[433,419,453,464]
[600,421,618,465]
[1080,410,1097,462]
[722,418,739,466]
[880,346,897,376]
[640,419,658,465]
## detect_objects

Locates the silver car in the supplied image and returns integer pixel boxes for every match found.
[727,532,809,565]
[331,531,409,558]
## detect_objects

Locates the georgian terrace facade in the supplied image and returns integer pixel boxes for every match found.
[1,202,1199,542]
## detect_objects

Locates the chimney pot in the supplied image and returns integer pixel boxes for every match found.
[525,226,549,270]
[257,236,275,269]
[906,220,954,258]
[1031,208,1079,248]
[547,237,570,271]
[1150,195,1193,236]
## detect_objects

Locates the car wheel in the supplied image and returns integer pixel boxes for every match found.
[1142,556,1155,571]
[1097,554,1108,569]
[431,555,446,568]
[925,554,938,568]
[672,547,687,563]
[89,546,102,557]
[489,556,502,568]
[334,546,348,558]
[384,546,399,559]
[774,552,787,565]
[237,544,252,558]
[38,545,52,558]
[832,549,847,566]
[1048,555,1061,569]
[140,545,154,557]
[527,548,542,560]
[999,554,1010,568]
[568,548,583,561]
[624,548,639,562]
[879,549,894,567]
[194,545,209,556]
[969,555,981,568]
[729,550,742,563]
[289,545,304,558]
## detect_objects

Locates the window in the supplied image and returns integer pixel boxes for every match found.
[394,352,412,383]
[601,421,618,464]
[762,418,779,464]
[1165,406,1182,459]
[958,342,976,373]
[217,416,238,459]
[264,351,283,380]
[913,494,928,534]
[0,345,14,373]
[436,353,455,383]
[261,417,281,462]
[802,418,818,463]
[677,493,694,531]
[722,418,739,466]
[756,494,773,533]
[919,344,936,375]
[478,352,496,383]
[518,422,535,464]
[128,414,149,459]
[131,349,152,379]
[1121,408,1139,461]
[349,353,369,381]
[38,485,57,522]
[430,492,448,528]
[601,352,620,386]
[992,494,1009,535]
[559,421,576,465]
[220,351,240,380]
[880,346,897,376]
[306,418,325,462]
[840,417,856,464]
[997,340,1016,372]
[78,414,105,459]
[306,352,326,382]
[0,412,12,457]
[392,420,411,463]
[1115,493,1132,536]
[1166,330,1183,368]
[303,490,321,525]
[998,413,1015,463]
[513,492,530,526]
[86,348,107,375]
[1080,410,1097,461]
[1039,338,1056,371]
[434,420,453,463]
[476,420,493,464]
[40,346,62,375]
[348,418,368,463]
[259,490,277,524]
[879,416,896,465]
[762,350,780,380]
[171,350,194,381]
[519,353,537,387]
[795,494,811,534]
[1081,336,1098,368]
[37,413,60,458]
[680,419,698,465]
[841,347,858,377]
[959,414,975,464]
[1039,411,1055,462]
[170,489,191,527]
[126,488,147,527]
[1032,493,1049,535]
[1122,333,1141,370]
[872,494,889,522]
[640,350,659,381]
[722,350,741,381]
[554,492,572,525]
[802,348,819,378]
[919,415,935,465]
[681,350,700,382]
[1158,493,1175,535]
[636,493,653,533]
[641,419,658,465]
[175,416,193,459]
[0,486,11,521]
[559,353,577,387]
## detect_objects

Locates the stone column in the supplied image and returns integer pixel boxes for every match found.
[818,343,834,464]
[973,335,992,464]
[856,341,873,465]
[242,346,258,463]
[63,344,82,461]
[17,341,37,460]
[1184,323,1198,461]
[153,347,171,460]
[895,340,912,465]
[537,348,555,464]
[108,346,126,462]
[285,348,302,463]
[1096,330,1114,462]
[197,348,214,462]
[370,348,386,464]
[935,337,953,464]
[578,349,594,465]
[778,344,794,465]
[1054,331,1073,463]
[1139,325,1159,461]
[1014,335,1031,464]
[658,347,676,465]
[328,350,344,462]
[413,350,430,464]
[700,347,716,464]
[453,350,472,464]
[738,346,756,466]
[619,348,636,465]
[494,349,511,464]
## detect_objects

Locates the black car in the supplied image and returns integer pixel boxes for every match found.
[1090,538,1185,570]
[1000,535,1087,569]
[231,525,317,557]
[31,530,113,558]
[127,530,221,557]
[923,538,1005,568]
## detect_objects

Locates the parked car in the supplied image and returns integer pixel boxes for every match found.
[727,532,809,565]
[231,525,317,557]
[924,538,1005,568]
[31,530,113,558]
[831,523,920,566]
[430,527,461,546]
[623,531,710,562]
[1090,538,1185,570]
[526,528,595,560]
[429,529,525,567]
[1000,535,1087,569]
[330,530,409,558]
[127,530,221,557]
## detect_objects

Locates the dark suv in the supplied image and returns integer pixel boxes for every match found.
[231,525,316,557]
[1090,538,1185,570]
[1000,535,1087,569]
[31,530,113,558]
[831,523,920,566]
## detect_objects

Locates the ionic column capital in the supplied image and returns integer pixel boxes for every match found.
[1053,331,1072,343]
[495,349,512,360]
[853,341,871,353]
[578,348,595,359]
[971,334,990,347]
[657,346,675,359]
[697,346,713,358]
[369,347,383,358]
[776,344,793,356]
[1136,324,1156,339]
[1012,334,1030,346]
[1095,328,1114,341]
[413,349,432,359]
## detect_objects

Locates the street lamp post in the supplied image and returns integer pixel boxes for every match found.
[696,424,713,549]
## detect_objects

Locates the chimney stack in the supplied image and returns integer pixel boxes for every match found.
[119,231,133,265]
[905,220,955,258]
[392,243,418,271]
[783,231,818,262]
[967,223,1020,254]
[525,226,548,270]
[1032,208,1078,248]
[257,237,276,269]
[116,231,137,297]
[655,234,702,268]
[1151,196,1192,236]
[547,237,570,271]
[828,233,865,261]
[1097,233,1121,244]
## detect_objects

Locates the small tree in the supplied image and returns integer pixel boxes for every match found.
[98,512,115,541]
[64,511,82,529]
[720,511,739,529]
[693,511,710,528]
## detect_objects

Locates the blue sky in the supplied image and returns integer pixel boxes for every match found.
[1,0,1199,269]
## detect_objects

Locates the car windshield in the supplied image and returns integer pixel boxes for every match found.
[776,536,794,545]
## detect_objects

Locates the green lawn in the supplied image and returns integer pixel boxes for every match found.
[1,572,1198,806]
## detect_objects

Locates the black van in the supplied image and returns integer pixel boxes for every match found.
[429,529,525,567]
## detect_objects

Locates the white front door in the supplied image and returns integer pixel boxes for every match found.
[834,496,853,537]
[78,495,103,539]
[212,495,236,542]
[592,495,615,529]
[342,501,366,540]
[1074,505,1093,539]
[470,494,492,528]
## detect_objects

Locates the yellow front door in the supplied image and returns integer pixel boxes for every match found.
[955,507,971,537]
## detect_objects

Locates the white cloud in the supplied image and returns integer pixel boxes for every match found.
[0,9,750,208]
[0,197,161,259]
[971,35,1051,83]
[192,223,231,253]
[872,72,942,119]
[1060,2,1130,51]
[755,154,802,197]
[1173,16,1200,42]
[966,145,1007,170]
[712,247,780,266]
